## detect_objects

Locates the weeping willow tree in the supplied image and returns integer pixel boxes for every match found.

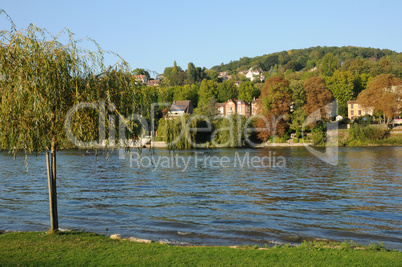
[214,115,247,147]
[0,11,128,233]
[163,114,196,149]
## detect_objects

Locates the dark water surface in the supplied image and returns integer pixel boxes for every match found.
[0,147,401,249]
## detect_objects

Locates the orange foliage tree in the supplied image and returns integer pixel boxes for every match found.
[304,77,335,125]
[357,74,402,125]
[255,76,291,141]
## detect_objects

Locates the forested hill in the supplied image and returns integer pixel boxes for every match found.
[211,46,401,77]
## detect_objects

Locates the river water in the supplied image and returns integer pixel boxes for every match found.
[0,147,401,249]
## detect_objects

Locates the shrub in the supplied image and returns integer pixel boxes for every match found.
[348,124,389,144]
[311,126,326,146]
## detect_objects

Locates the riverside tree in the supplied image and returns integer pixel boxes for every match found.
[0,11,129,233]
[304,77,335,123]
[357,74,402,125]
[255,76,291,141]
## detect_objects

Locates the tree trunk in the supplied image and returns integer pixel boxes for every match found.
[47,139,58,233]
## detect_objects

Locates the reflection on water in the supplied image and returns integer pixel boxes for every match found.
[0,147,401,249]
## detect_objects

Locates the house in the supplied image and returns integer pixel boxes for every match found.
[167,100,194,118]
[238,70,249,76]
[234,81,242,87]
[347,85,401,121]
[147,79,160,87]
[347,100,373,120]
[251,98,261,116]
[134,75,148,84]
[245,68,264,82]
[218,72,229,80]
[236,99,251,117]
[216,103,226,117]
[309,66,318,72]
[219,99,251,118]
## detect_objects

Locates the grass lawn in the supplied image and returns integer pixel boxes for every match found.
[0,232,401,266]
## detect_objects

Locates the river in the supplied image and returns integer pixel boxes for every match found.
[0,147,401,249]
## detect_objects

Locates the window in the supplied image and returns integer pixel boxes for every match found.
[351,110,354,116]
[238,106,242,112]
[358,110,362,115]
[358,105,361,109]
[350,104,354,109]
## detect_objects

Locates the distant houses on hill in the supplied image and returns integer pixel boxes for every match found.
[134,74,160,86]
[218,67,265,84]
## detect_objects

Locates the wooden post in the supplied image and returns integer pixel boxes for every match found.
[47,138,59,233]
[46,151,53,231]
[51,139,58,230]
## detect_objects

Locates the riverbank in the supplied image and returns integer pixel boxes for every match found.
[1,232,401,266]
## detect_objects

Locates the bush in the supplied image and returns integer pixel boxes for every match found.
[311,126,326,146]
[347,124,389,144]
[353,115,373,126]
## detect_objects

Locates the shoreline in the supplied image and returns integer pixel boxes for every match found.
[1,231,401,266]
[1,229,401,251]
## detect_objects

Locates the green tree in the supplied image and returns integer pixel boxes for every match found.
[163,61,186,86]
[214,115,247,147]
[173,84,199,107]
[197,79,218,107]
[238,81,260,103]
[185,62,206,84]
[320,53,340,76]
[205,69,219,80]
[289,80,306,108]
[0,15,128,232]
[325,70,354,116]
[217,80,239,103]
[194,97,219,119]
[132,68,150,80]
[353,73,372,98]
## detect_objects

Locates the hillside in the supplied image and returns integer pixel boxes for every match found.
[211,46,401,78]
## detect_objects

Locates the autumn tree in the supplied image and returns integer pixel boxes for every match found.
[357,74,402,125]
[255,76,291,141]
[304,77,335,123]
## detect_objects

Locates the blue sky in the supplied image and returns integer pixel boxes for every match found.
[1,0,401,75]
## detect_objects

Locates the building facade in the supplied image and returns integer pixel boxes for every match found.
[347,100,373,120]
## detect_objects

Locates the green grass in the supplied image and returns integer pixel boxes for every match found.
[0,232,401,266]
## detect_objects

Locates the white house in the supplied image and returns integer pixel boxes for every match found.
[244,68,264,82]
